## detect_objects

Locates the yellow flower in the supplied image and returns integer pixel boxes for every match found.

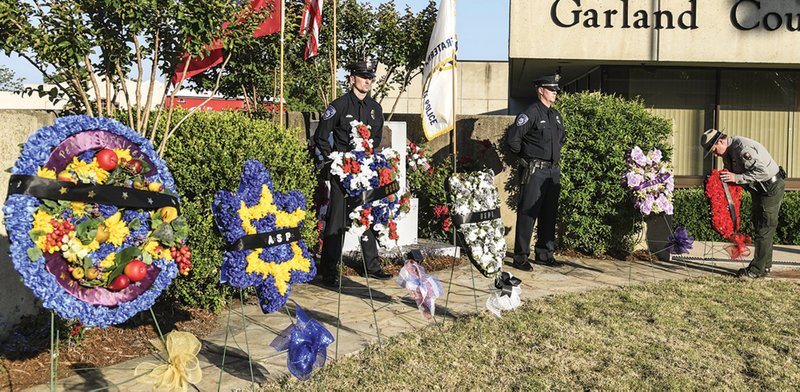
[103,212,130,246]
[238,185,306,235]
[32,210,54,234]
[144,241,172,260]
[67,157,109,184]
[113,148,132,163]
[245,243,311,296]
[99,252,116,269]
[37,167,56,179]
[71,202,87,217]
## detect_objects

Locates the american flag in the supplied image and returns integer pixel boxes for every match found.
[300,0,323,59]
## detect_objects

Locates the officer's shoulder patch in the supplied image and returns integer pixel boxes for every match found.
[516,114,529,126]
[322,105,336,121]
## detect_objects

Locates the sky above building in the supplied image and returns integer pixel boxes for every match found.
[0,0,508,84]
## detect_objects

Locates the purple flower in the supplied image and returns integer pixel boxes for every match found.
[650,149,663,163]
[625,172,643,188]
[656,193,672,214]
[630,146,648,167]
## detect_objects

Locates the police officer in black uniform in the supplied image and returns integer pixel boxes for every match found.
[313,59,392,287]
[506,75,566,271]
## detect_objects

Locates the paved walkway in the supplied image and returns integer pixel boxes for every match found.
[26,242,800,391]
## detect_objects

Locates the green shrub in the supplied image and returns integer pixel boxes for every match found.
[779,192,800,245]
[159,111,317,310]
[555,92,672,256]
[675,187,800,245]
[408,164,453,241]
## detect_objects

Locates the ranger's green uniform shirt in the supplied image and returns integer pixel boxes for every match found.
[722,136,780,184]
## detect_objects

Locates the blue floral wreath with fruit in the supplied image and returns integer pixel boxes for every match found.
[3,115,191,327]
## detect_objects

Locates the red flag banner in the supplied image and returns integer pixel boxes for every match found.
[172,0,282,85]
[252,0,282,38]
[300,0,323,59]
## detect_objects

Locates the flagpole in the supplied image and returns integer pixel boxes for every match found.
[332,0,338,100]
[280,0,286,127]
[451,3,457,173]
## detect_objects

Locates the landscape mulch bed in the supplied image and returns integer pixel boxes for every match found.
[342,254,464,277]
[0,302,218,391]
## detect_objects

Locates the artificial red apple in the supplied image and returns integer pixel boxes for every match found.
[124,259,148,282]
[126,159,143,174]
[108,275,130,291]
[95,149,118,171]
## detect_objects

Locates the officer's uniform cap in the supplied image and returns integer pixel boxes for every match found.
[348,59,377,79]
[534,74,561,91]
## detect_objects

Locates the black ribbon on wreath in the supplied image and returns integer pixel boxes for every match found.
[7,174,179,212]
[226,227,302,252]
[721,181,739,232]
[443,176,503,278]
[345,180,400,213]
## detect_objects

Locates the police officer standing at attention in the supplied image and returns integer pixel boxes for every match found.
[313,59,392,287]
[506,74,566,271]
[700,128,786,278]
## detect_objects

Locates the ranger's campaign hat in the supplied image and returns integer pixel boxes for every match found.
[700,128,725,158]
[347,59,377,79]
[534,74,561,91]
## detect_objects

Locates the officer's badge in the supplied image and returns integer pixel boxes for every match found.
[516,114,528,126]
[743,152,753,161]
[322,105,336,121]
[370,109,376,120]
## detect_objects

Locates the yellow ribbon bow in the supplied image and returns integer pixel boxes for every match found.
[134,331,203,392]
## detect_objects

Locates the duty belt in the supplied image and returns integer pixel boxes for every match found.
[527,159,558,169]
[750,166,785,193]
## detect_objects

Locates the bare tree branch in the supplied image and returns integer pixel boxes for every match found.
[116,62,135,128]
[83,55,103,115]
[141,29,161,135]
[133,35,143,134]
[158,52,233,156]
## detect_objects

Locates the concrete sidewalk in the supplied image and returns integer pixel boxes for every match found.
[26,243,800,391]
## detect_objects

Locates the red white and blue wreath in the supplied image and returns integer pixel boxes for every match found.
[212,160,316,314]
[328,120,410,247]
[3,115,191,327]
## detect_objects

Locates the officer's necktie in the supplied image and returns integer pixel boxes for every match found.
[358,100,367,123]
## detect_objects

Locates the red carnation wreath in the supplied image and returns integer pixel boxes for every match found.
[704,169,751,259]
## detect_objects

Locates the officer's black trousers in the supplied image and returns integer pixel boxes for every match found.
[513,167,561,263]
[320,179,382,278]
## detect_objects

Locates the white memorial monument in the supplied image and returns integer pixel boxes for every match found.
[309,120,419,253]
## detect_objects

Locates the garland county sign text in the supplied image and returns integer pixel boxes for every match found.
[550,0,697,29]
[550,0,800,32]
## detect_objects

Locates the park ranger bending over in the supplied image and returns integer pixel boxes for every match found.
[700,128,786,278]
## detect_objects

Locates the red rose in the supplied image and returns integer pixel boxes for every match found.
[442,217,452,233]
[358,124,371,139]
[379,168,393,186]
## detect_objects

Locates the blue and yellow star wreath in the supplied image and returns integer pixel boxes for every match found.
[212,160,316,313]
